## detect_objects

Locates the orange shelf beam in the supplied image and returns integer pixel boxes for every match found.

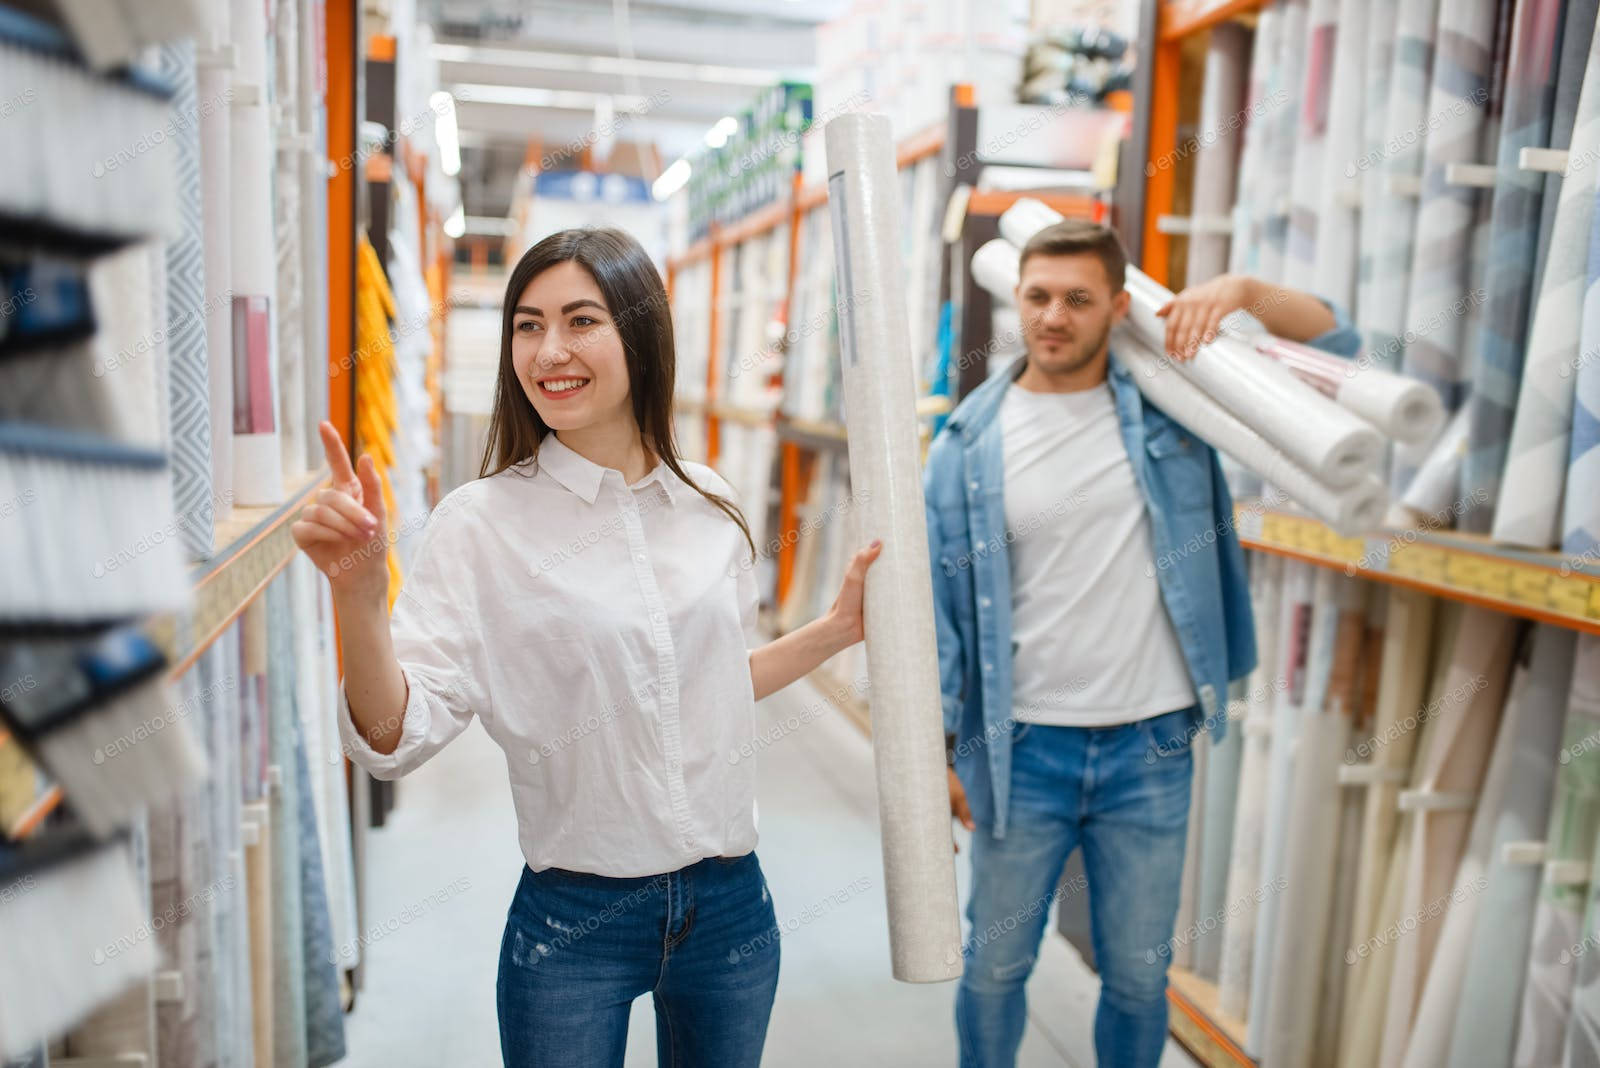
[1160,0,1273,40]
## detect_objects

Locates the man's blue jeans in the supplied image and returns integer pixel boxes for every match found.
[955,708,1196,1068]
[496,852,780,1067]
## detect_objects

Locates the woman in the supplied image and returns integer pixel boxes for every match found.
[292,227,881,1066]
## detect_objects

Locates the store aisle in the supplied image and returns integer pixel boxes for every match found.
[341,673,1200,1067]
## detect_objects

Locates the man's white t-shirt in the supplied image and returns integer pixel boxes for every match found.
[999,380,1195,726]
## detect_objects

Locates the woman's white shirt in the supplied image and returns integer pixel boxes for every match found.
[335,433,762,878]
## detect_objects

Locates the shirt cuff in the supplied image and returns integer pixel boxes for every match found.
[1306,298,1363,358]
[336,670,430,780]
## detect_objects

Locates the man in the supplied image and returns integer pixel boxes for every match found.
[924,220,1360,1067]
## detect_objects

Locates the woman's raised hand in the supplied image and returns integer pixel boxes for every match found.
[292,421,390,602]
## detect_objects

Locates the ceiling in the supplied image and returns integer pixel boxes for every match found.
[421,0,849,220]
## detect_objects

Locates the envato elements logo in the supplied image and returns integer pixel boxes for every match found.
[729,677,869,764]
[728,875,872,963]
[90,490,236,578]
[528,678,659,765]
[1344,873,1487,963]
[1148,875,1285,962]
[329,876,472,965]
[0,673,36,706]
[1344,673,1489,763]
[93,87,235,178]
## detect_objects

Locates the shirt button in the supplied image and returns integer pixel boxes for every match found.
[979,596,990,608]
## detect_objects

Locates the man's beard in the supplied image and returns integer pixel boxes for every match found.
[1028,318,1111,375]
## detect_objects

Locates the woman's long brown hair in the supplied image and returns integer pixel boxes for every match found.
[478,227,754,559]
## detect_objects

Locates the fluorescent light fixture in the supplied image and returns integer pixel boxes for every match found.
[652,158,691,200]
[431,42,775,87]
[704,115,739,148]
[451,82,651,112]
[430,91,461,176]
[444,204,465,239]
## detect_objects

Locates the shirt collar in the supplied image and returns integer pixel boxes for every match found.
[536,433,679,507]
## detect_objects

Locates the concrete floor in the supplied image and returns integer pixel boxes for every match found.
[341,674,1201,1067]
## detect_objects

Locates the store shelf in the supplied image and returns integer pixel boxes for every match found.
[708,401,776,427]
[1235,505,1600,635]
[1167,969,1255,1068]
[1159,0,1270,40]
[161,468,332,679]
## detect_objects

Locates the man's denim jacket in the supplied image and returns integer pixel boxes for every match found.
[924,312,1362,838]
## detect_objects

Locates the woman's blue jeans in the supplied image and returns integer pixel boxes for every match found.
[496,852,780,1067]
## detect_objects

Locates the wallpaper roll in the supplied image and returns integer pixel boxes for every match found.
[1341,589,1439,1041]
[1264,0,1310,284]
[1218,554,1286,1017]
[1377,607,1514,1068]
[1491,16,1600,548]
[1246,561,1317,1055]
[1560,184,1600,557]
[1395,406,1470,524]
[1513,634,1600,1066]
[823,113,962,982]
[1231,6,1284,278]
[1124,269,1385,488]
[300,0,330,473]
[970,239,1020,304]
[1264,576,1367,1068]
[1356,0,1403,339]
[1400,662,1528,1068]
[245,801,274,1068]
[267,581,309,1068]
[198,4,233,526]
[1533,0,1600,299]
[1449,627,1577,1064]
[1462,0,1568,532]
[1186,22,1251,283]
[1362,0,1447,374]
[274,0,307,486]
[229,0,285,506]
[1113,329,1388,532]
[295,733,347,1066]
[1285,0,1341,291]
[156,40,214,560]
[1250,334,1446,443]
[1394,0,1502,437]
[1314,0,1370,310]
[1194,679,1246,979]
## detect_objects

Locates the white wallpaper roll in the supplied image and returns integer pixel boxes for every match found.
[1123,269,1384,488]
[196,18,234,525]
[970,239,1020,305]
[823,113,962,983]
[1250,334,1445,444]
[1113,332,1387,533]
[229,0,285,506]
[1396,407,1468,522]
[1186,21,1251,284]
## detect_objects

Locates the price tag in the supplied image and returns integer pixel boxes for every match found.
[1510,567,1549,607]
[1477,561,1513,599]
[1393,545,1447,583]
[1546,574,1591,616]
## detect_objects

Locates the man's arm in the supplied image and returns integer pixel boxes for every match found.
[1155,273,1341,358]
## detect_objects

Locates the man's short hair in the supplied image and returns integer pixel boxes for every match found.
[1018,220,1128,293]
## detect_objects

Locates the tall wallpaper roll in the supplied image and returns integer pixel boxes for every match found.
[155,40,214,559]
[229,0,285,506]
[1491,17,1600,548]
[1314,0,1371,310]
[1449,626,1577,1064]
[1560,184,1600,557]
[1356,0,1402,347]
[1513,634,1600,1066]
[1285,0,1340,292]
[198,3,233,525]
[1174,733,1209,971]
[1460,0,1569,529]
[1378,608,1514,1068]
[1340,589,1439,1044]
[267,582,309,1068]
[1218,554,1286,1018]
[1186,22,1251,284]
[1194,678,1246,979]
[823,113,961,982]
[275,0,308,485]
[1532,0,1600,298]
[1391,0,1503,496]
[1399,662,1528,1068]
[1263,0,1310,284]
[1231,6,1283,278]
[1246,562,1316,1055]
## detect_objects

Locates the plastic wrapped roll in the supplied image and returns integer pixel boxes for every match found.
[1230,6,1283,279]
[1186,22,1251,283]
[1284,0,1339,292]
[823,113,962,983]
[1252,335,1445,444]
[996,198,1068,251]
[1312,0,1370,311]
[1123,268,1384,487]
[1391,406,1468,526]
[970,238,1020,305]
[1113,332,1388,533]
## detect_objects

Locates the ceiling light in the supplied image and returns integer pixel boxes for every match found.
[430,91,461,177]
[652,158,691,200]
